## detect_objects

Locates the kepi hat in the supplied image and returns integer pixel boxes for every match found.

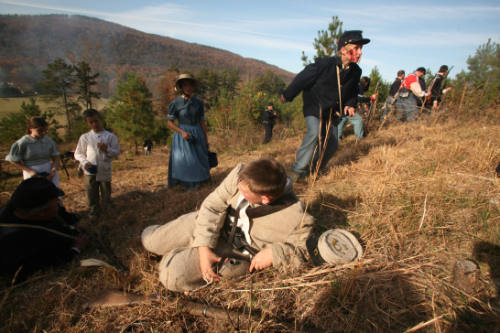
[337,30,370,50]
[307,229,363,266]
[10,177,64,211]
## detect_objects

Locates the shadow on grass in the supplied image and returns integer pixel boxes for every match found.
[450,241,500,332]
[298,270,432,332]
[330,136,397,169]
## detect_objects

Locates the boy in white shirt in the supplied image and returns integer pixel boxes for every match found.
[74,109,120,220]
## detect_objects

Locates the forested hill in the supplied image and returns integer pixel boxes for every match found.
[0,14,295,96]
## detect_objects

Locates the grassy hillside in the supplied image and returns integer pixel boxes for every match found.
[0,108,499,332]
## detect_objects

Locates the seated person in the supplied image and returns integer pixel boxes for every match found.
[0,177,87,280]
[142,158,314,292]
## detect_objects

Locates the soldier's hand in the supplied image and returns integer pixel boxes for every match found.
[249,247,273,272]
[344,106,355,117]
[280,94,286,104]
[198,246,221,283]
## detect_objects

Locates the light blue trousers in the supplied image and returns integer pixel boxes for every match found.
[292,116,338,175]
[337,113,364,139]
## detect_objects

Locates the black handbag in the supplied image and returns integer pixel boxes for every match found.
[208,151,218,168]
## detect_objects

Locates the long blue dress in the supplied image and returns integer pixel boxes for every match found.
[167,96,210,189]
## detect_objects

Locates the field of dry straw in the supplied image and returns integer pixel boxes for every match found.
[1,108,499,332]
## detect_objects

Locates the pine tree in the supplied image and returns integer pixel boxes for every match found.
[40,58,78,134]
[106,73,156,152]
[74,61,101,110]
[302,16,343,66]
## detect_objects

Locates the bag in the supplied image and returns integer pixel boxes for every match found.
[208,151,218,168]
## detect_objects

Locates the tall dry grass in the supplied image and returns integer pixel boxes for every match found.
[0,107,499,332]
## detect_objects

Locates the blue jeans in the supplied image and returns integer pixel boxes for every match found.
[292,116,338,175]
[337,113,364,139]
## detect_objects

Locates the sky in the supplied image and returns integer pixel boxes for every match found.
[1,0,499,81]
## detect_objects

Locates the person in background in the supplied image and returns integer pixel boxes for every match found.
[281,30,370,181]
[0,177,87,280]
[262,103,278,144]
[337,76,376,140]
[394,67,427,121]
[141,158,314,292]
[428,65,453,111]
[143,139,153,156]
[167,74,210,190]
[74,109,120,220]
[6,116,60,186]
[381,70,405,120]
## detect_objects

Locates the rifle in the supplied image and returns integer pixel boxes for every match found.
[366,82,380,127]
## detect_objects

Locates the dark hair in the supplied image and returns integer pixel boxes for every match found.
[416,67,426,74]
[83,108,101,119]
[26,117,48,134]
[238,158,287,198]
[397,70,405,77]
[439,65,449,73]
[360,76,370,88]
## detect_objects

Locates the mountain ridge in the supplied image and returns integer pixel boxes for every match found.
[0,14,295,96]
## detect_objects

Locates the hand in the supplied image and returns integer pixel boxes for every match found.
[181,131,192,141]
[280,94,286,103]
[344,106,355,117]
[46,167,56,180]
[97,142,108,152]
[27,169,37,177]
[249,247,273,272]
[198,246,221,283]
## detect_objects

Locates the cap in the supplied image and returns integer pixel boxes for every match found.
[175,73,199,90]
[10,177,64,211]
[307,229,363,266]
[337,30,370,51]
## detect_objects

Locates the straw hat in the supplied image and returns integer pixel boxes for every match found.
[307,229,363,266]
[175,73,199,91]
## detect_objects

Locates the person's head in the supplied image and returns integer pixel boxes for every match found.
[175,74,198,97]
[9,177,64,220]
[237,158,287,205]
[27,117,48,139]
[360,76,370,88]
[267,103,273,110]
[337,30,370,64]
[415,67,426,77]
[83,108,104,132]
[439,65,449,74]
[397,70,405,79]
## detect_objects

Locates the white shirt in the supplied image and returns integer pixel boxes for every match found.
[74,129,120,181]
[228,195,252,247]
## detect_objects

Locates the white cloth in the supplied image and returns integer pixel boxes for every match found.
[22,161,59,187]
[74,130,120,182]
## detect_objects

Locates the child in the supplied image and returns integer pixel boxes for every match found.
[141,158,314,292]
[74,109,120,220]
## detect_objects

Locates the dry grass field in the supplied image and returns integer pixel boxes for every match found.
[0,108,499,332]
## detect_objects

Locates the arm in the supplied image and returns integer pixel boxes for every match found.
[167,120,192,141]
[9,161,37,177]
[410,81,426,97]
[74,135,90,170]
[282,58,327,102]
[200,120,208,148]
[192,164,242,248]
[105,133,120,158]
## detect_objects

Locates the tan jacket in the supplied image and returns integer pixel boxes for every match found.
[192,163,314,268]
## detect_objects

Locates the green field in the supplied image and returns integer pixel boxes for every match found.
[0,97,109,122]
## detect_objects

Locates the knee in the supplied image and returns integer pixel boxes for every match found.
[141,225,161,252]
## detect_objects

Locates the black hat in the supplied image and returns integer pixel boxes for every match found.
[416,67,426,74]
[10,177,64,211]
[337,30,370,50]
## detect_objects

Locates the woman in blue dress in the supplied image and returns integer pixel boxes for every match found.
[167,74,210,189]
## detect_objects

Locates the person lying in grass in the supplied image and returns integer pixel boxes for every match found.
[141,158,314,291]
